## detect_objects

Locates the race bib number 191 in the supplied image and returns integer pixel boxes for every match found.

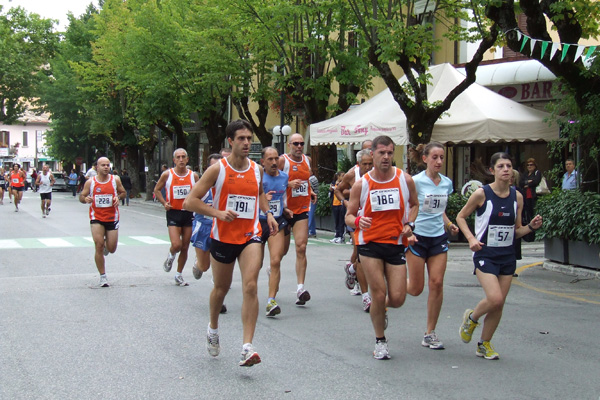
[227,194,256,219]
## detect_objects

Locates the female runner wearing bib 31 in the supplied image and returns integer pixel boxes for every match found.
[406,142,459,350]
[456,152,542,360]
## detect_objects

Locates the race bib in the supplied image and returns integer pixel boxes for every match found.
[422,194,448,213]
[292,181,309,197]
[173,185,191,200]
[487,225,514,247]
[227,194,256,219]
[369,188,400,212]
[12,178,19,183]
[94,194,113,208]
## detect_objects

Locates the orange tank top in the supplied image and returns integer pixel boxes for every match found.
[282,154,311,214]
[10,171,24,187]
[89,175,119,222]
[356,168,409,246]
[211,158,262,245]
[165,168,195,210]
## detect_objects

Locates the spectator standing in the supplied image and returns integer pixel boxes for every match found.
[85,162,98,180]
[308,175,319,238]
[561,158,578,190]
[329,171,346,243]
[30,169,38,192]
[120,169,133,206]
[68,169,78,196]
[77,172,86,193]
[519,158,541,222]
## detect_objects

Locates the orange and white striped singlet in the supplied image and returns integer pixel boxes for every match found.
[165,168,196,210]
[282,154,311,214]
[89,175,119,222]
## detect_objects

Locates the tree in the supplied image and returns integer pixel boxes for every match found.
[487,0,600,192]
[347,0,499,145]
[0,6,58,124]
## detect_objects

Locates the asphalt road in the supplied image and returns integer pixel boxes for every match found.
[1,190,599,399]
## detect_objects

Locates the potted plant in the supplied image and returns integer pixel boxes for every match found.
[535,190,600,269]
[445,193,474,242]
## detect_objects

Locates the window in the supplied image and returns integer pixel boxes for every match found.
[0,131,8,147]
[22,131,29,147]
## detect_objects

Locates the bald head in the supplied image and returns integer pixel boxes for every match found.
[97,157,111,177]
[288,133,305,159]
[361,140,373,150]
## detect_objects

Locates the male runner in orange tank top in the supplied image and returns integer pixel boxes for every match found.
[345,135,419,360]
[154,149,199,286]
[184,119,277,367]
[278,133,317,306]
[80,157,126,287]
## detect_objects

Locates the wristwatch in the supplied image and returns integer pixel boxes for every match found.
[406,222,416,232]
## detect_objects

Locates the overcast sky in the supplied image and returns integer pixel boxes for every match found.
[1,0,98,30]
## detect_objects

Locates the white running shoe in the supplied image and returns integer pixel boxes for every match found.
[295,288,311,305]
[373,340,390,360]
[362,293,372,312]
[192,258,203,280]
[98,275,109,287]
[206,327,220,357]
[350,283,361,296]
[239,344,261,367]
[174,275,189,286]
[163,253,175,272]
[422,332,445,350]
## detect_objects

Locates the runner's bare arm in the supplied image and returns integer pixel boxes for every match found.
[153,170,171,210]
[79,179,93,204]
[456,188,486,251]
[345,179,371,230]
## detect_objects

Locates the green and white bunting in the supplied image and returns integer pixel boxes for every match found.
[513,29,597,63]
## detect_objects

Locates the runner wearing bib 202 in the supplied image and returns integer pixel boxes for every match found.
[10,165,26,212]
[456,152,542,361]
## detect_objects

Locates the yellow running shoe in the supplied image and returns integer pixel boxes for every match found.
[476,341,499,360]
[459,309,479,343]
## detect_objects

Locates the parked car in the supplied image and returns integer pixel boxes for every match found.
[52,172,68,191]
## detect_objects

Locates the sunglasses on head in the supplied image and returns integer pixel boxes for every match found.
[292,141,305,147]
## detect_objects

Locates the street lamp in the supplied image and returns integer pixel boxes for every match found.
[273,124,292,154]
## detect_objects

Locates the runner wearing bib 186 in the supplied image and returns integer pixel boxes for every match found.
[153,148,199,287]
[79,157,126,287]
[345,135,419,360]
[456,152,542,360]
[184,119,277,367]
[406,142,459,350]
[279,133,317,306]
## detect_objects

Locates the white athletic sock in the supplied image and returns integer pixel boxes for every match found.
[297,284,304,292]
[175,271,182,277]
[100,273,106,278]
[362,293,370,301]
[243,343,253,351]
[208,324,218,334]
[168,252,175,259]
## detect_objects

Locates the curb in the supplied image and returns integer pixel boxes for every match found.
[542,261,600,280]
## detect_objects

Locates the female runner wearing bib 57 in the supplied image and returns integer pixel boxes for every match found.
[456,152,542,360]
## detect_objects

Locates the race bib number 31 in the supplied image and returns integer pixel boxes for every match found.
[227,194,256,219]
[95,194,113,208]
[370,188,400,212]
[487,225,514,247]
[292,181,309,197]
[173,185,191,200]
[422,194,447,213]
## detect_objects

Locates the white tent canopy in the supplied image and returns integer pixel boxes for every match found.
[309,63,558,146]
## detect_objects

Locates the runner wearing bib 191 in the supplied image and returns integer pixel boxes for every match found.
[456,152,542,361]
[279,133,317,306]
[345,135,419,361]
[183,119,278,367]
[406,142,459,351]
[153,148,199,287]
[79,157,126,288]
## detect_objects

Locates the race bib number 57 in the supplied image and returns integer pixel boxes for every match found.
[487,225,514,247]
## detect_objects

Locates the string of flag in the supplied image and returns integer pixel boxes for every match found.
[508,29,597,63]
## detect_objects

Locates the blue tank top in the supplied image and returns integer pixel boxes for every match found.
[413,171,453,237]
[473,185,518,263]
[193,189,213,224]
[260,171,288,220]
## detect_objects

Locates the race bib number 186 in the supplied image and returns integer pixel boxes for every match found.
[369,188,400,212]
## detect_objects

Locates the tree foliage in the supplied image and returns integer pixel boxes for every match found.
[347,0,499,145]
[0,6,58,124]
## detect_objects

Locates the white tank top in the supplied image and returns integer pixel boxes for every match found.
[38,172,52,194]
